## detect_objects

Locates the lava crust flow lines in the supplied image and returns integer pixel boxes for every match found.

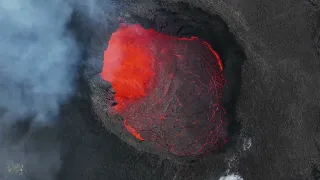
[100,24,228,156]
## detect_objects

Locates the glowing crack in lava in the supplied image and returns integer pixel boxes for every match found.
[101,24,227,156]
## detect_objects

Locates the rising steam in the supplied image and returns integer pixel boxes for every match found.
[0,0,108,179]
[0,0,78,122]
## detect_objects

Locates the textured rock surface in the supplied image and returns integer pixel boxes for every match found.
[91,0,320,179]
[166,0,320,179]
[80,0,320,179]
[9,0,319,180]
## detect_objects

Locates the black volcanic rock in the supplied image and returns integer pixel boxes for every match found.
[10,1,318,180]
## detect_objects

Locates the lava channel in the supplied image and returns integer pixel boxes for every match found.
[101,24,228,156]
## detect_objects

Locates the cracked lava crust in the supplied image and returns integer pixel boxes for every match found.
[100,24,228,156]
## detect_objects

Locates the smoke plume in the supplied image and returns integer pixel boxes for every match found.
[0,0,108,179]
[0,0,78,122]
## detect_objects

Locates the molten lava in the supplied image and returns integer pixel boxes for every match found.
[100,24,156,111]
[101,24,227,156]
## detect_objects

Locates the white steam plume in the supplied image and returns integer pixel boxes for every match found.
[0,0,78,122]
[0,0,110,179]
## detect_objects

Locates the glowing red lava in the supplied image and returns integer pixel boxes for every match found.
[101,24,227,156]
